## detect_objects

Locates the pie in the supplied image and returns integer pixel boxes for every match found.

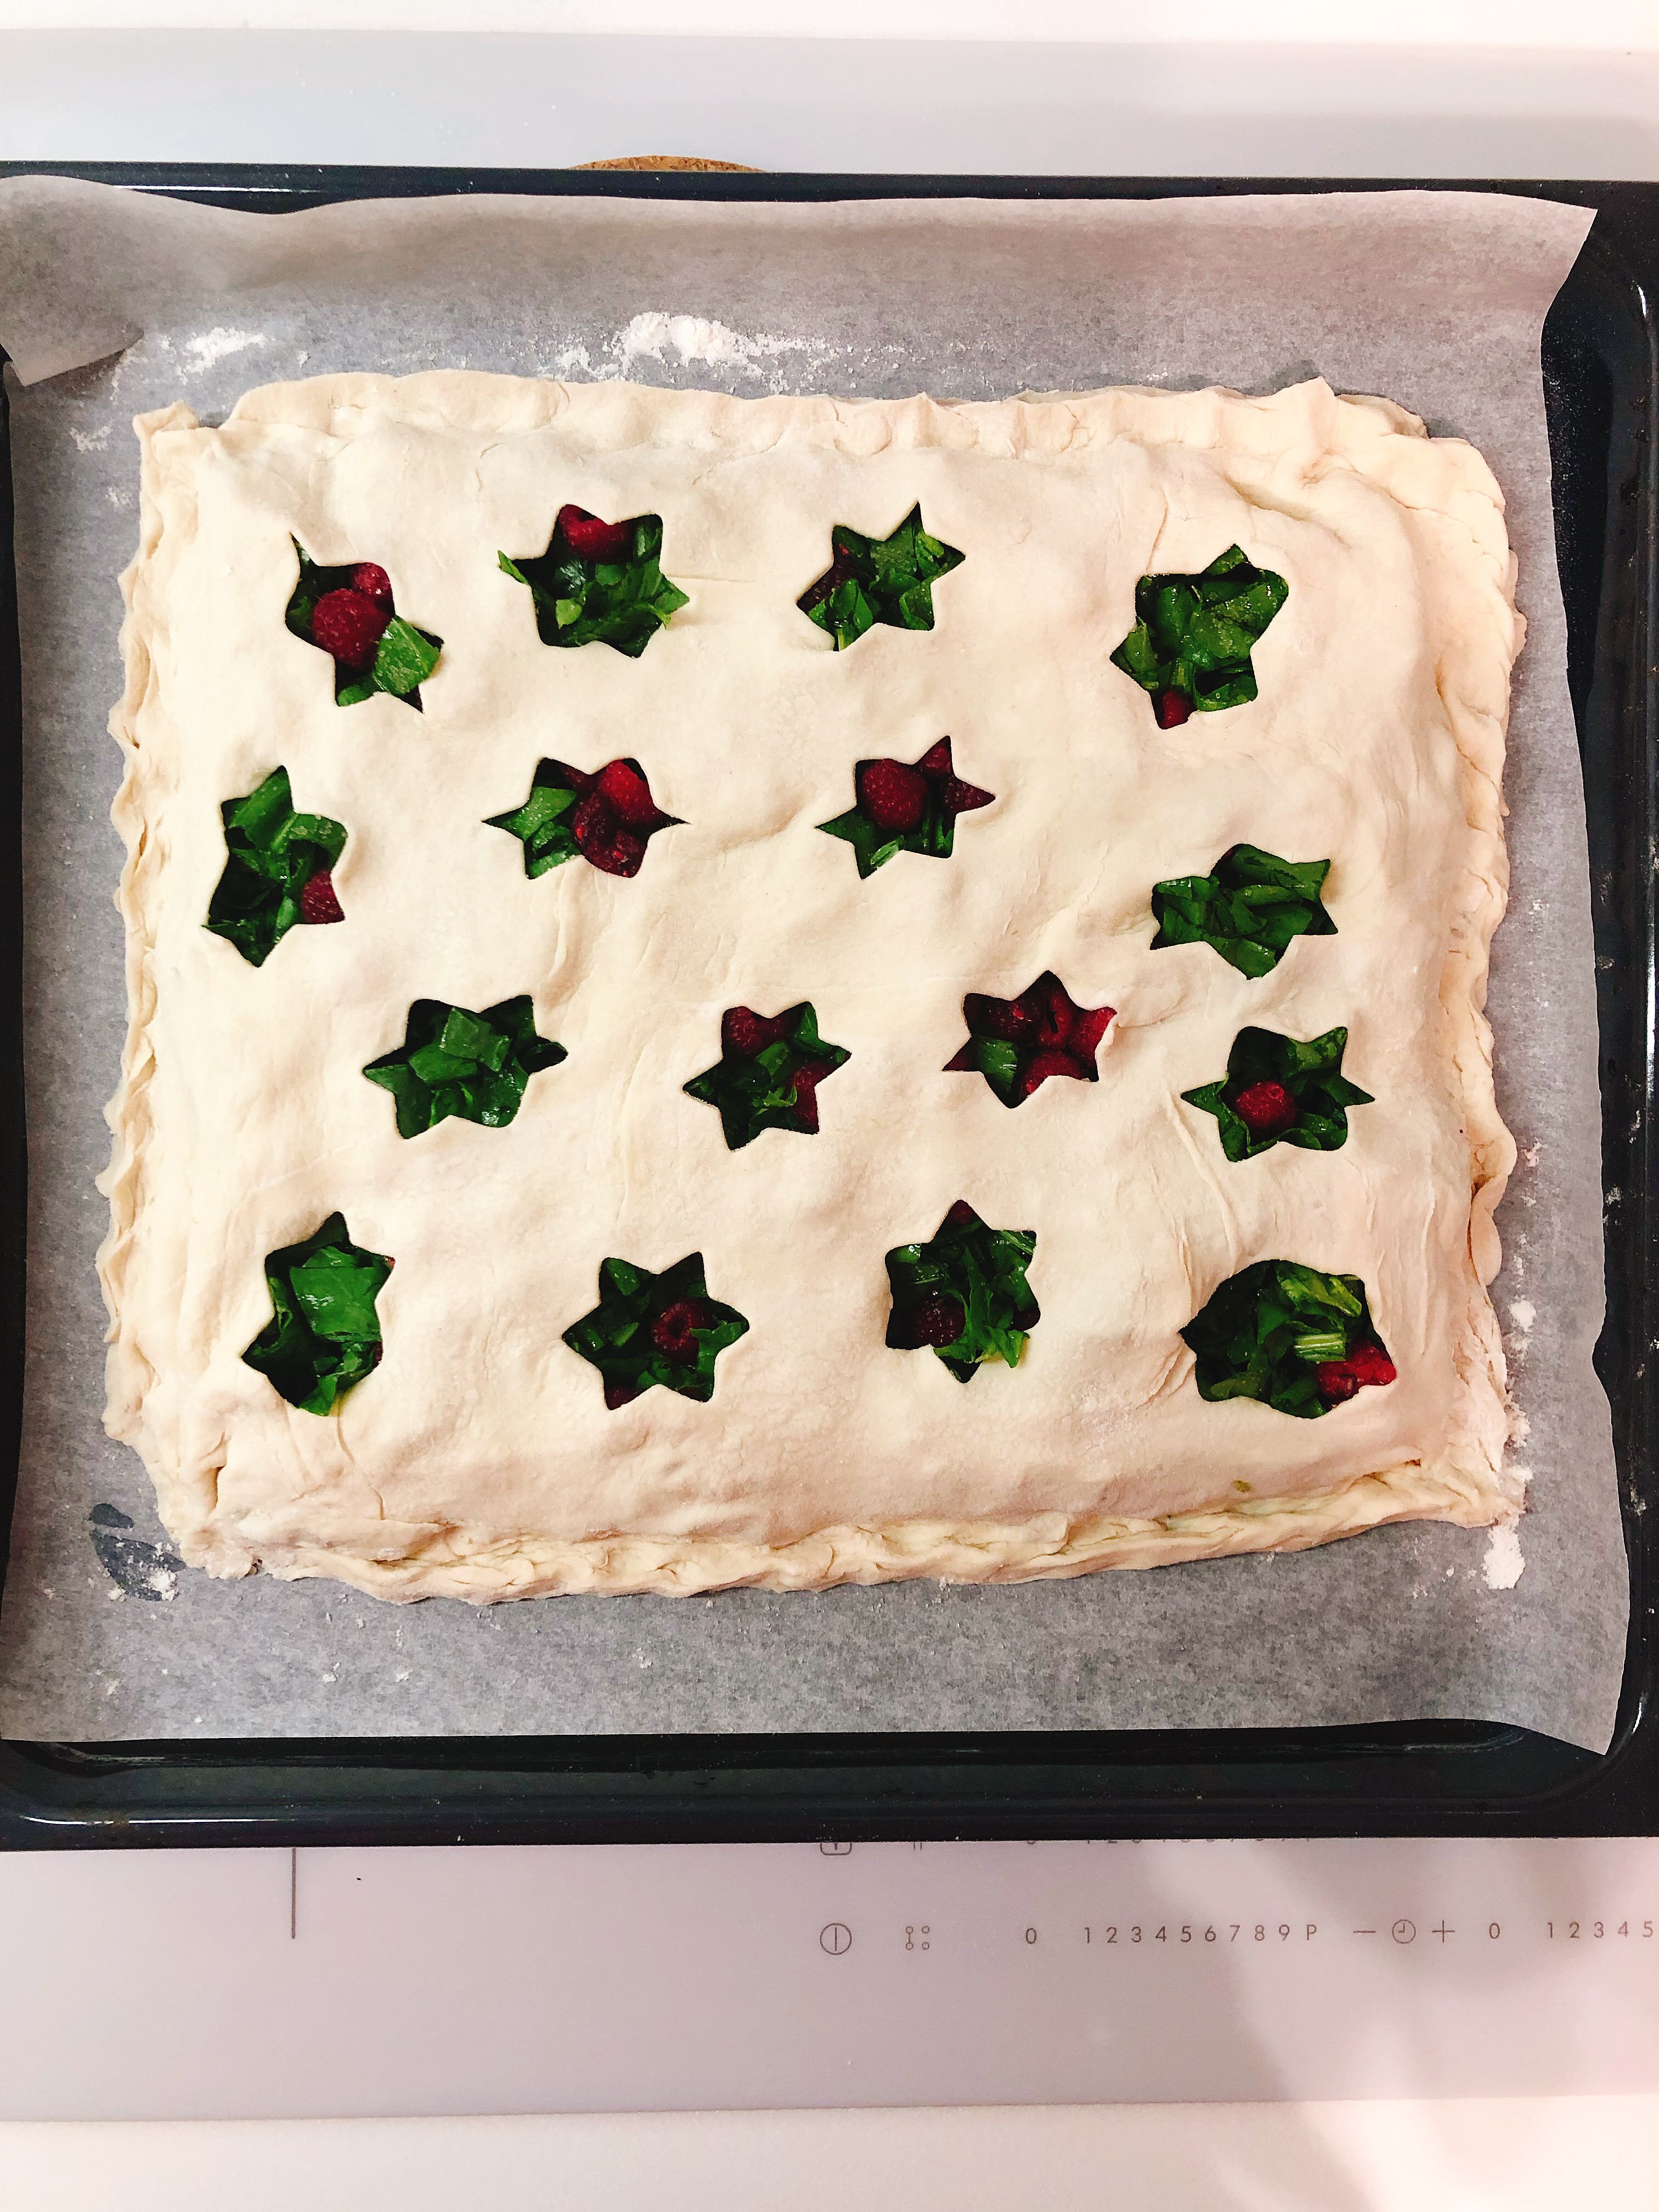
[99,371,1525,1601]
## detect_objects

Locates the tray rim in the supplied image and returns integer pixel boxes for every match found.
[0,167,1653,1848]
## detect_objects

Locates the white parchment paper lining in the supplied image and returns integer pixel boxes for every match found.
[0,178,1627,1749]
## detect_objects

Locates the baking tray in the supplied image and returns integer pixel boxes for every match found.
[0,170,1652,1848]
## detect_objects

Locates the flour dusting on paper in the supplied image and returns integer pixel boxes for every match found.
[184,328,267,375]
[1484,1523,1526,1590]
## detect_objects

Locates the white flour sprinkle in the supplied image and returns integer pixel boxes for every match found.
[184,327,267,375]
[71,424,111,452]
[1508,1299,1537,1334]
[1483,1523,1526,1590]
[615,312,809,375]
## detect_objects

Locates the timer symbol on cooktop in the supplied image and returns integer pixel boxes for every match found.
[1392,1918,1417,1945]
[820,1922,853,1956]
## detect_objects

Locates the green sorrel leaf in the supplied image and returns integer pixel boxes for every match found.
[798,504,965,650]
[683,1002,851,1149]
[499,511,688,658]
[1152,844,1335,978]
[884,1203,1039,1384]
[363,995,567,1138]
[1110,544,1288,720]
[205,766,347,968]
[1180,1258,1388,1420]
[1181,1025,1373,1161]
[286,540,443,709]
[242,1212,392,1416]
[562,1250,749,1409]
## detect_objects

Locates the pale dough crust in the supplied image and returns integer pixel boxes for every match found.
[99,372,1525,1602]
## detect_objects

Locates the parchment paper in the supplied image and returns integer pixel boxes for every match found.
[0,178,1627,1750]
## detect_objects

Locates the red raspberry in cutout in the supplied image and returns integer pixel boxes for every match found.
[857,758,928,834]
[1316,1341,1398,1403]
[299,868,344,926]
[1157,689,1193,729]
[941,1200,980,1234]
[558,505,633,562]
[788,1061,834,1134]
[909,1292,966,1348]
[941,776,993,817]
[1070,1005,1115,1062]
[722,1007,789,1059]
[603,1378,643,1411]
[1022,975,1076,1051]
[596,758,660,828]
[1018,1047,1088,1100]
[916,738,955,777]
[1232,1079,1297,1140]
[347,562,392,606]
[964,992,1037,1047]
[651,1297,713,1363]
[571,790,646,877]
[311,587,391,673]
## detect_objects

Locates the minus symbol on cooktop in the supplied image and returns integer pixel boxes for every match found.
[1352,1928,1378,1936]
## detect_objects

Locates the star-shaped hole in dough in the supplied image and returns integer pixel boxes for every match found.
[1181,1025,1373,1161]
[1110,544,1288,727]
[242,1212,393,1416]
[946,973,1114,1107]
[498,505,689,658]
[486,757,682,879]
[363,996,568,1139]
[817,736,994,879]
[683,1002,851,1149]
[563,1252,750,1410]
[885,1200,1040,1385]
[1151,844,1335,979]
[205,767,347,968]
[1181,1259,1396,1419]
[285,540,443,709]
[797,503,966,650]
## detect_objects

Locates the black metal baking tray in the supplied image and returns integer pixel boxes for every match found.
[0,170,1652,1847]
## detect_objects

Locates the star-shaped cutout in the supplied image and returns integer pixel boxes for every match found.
[498,505,689,657]
[363,995,567,1139]
[1110,544,1288,727]
[817,737,994,878]
[285,539,442,709]
[487,757,681,879]
[242,1212,393,1416]
[563,1252,749,1410]
[205,766,347,968]
[1182,1025,1373,1161]
[798,503,966,650]
[1152,844,1335,979]
[683,1002,851,1148]
[946,973,1114,1107]
[1182,1259,1396,1419]
[885,1200,1039,1384]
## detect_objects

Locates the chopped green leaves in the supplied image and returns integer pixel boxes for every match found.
[1152,844,1335,979]
[1181,1259,1394,1420]
[684,1002,850,1149]
[499,508,687,658]
[885,1200,1039,1385]
[563,1251,749,1409]
[286,541,443,709]
[205,767,347,968]
[242,1212,392,1416]
[363,995,567,1138]
[798,504,965,650]
[817,737,994,878]
[1182,1025,1373,1161]
[1111,544,1288,725]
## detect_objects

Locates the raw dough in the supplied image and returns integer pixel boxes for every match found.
[99,372,1523,1602]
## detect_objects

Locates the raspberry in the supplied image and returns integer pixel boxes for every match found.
[1317,1341,1398,1403]
[857,758,928,834]
[940,776,993,817]
[916,738,955,777]
[941,1200,980,1234]
[596,758,660,827]
[571,789,646,877]
[558,505,633,562]
[603,1377,643,1411]
[1071,1005,1115,1062]
[1157,689,1193,729]
[722,1007,788,1059]
[347,562,392,606]
[551,759,596,796]
[1019,1048,1088,1100]
[964,992,1037,1047]
[1232,1079,1297,1139]
[651,1297,712,1363]
[910,1292,966,1348]
[1022,975,1075,1050]
[788,1061,834,1133]
[299,868,344,926]
[311,587,391,673]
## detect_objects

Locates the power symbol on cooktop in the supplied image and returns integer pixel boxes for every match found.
[820,1922,853,1956]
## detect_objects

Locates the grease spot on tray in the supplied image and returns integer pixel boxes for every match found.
[88,1503,184,1602]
